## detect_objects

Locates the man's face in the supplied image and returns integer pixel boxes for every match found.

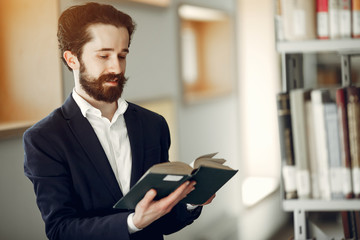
[79,24,130,103]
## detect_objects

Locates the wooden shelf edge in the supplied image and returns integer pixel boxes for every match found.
[0,121,36,140]
[283,199,360,212]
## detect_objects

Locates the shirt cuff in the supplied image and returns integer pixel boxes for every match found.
[186,203,198,211]
[127,213,142,234]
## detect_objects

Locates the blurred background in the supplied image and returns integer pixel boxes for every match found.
[0,0,288,239]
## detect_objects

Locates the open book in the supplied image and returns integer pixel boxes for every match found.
[113,153,238,210]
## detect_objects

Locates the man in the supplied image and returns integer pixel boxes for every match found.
[23,2,214,240]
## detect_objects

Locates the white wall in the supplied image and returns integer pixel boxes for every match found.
[237,0,289,239]
[0,137,46,239]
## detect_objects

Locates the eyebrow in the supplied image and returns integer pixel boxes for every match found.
[96,48,129,53]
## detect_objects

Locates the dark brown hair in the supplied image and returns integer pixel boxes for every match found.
[57,2,136,70]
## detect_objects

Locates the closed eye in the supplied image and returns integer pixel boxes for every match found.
[118,54,127,60]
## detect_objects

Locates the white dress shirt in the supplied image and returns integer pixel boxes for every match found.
[72,90,132,194]
[72,90,141,233]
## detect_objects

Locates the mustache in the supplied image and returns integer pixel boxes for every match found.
[99,73,128,83]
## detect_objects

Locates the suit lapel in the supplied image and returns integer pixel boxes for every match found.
[61,95,122,201]
[124,103,145,187]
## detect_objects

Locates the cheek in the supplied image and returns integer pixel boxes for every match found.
[84,60,104,78]
[121,61,127,73]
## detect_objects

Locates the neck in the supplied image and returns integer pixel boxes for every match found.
[88,97,118,121]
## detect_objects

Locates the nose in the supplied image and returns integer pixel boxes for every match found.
[108,57,122,74]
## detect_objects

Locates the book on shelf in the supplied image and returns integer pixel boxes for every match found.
[338,87,356,240]
[337,87,359,240]
[113,153,238,210]
[336,87,353,199]
[290,89,312,199]
[316,0,330,39]
[329,0,341,39]
[281,0,316,41]
[305,91,321,199]
[279,87,360,202]
[353,0,360,38]
[276,92,297,200]
[344,211,360,239]
[341,211,353,239]
[310,88,345,200]
[311,89,332,200]
[274,0,285,41]
[323,97,343,199]
[350,211,360,239]
[339,0,352,38]
[346,87,360,198]
[355,212,360,238]
[276,0,360,40]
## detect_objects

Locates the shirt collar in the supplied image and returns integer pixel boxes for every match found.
[72,89,128,119]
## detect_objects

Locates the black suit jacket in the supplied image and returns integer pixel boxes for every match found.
[23,95,201,240]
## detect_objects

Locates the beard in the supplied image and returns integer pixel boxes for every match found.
[79,63,128,103]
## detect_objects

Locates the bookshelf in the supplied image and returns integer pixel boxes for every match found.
[275,1,360,239]
[279,46,360,240]
[279,42,360,240]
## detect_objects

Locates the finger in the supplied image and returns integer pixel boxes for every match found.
[153,181,195,213]
[179,180,196,196]
[171,181,196,204]
[187,181,196,192]
[138,189,157,208]
[162,181,191,206]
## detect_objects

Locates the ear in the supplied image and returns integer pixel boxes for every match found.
[63,51,80,70]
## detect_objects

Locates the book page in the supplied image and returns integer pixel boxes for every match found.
[149,162,193,175]
[193,158,232,170]
[195,152,218,160]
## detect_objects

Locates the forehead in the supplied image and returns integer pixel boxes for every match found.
[84,24,130,51]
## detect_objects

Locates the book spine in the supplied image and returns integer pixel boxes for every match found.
[336,87,355,239]
[275,0,285,41]
[347,87,360,198]
[341,211,351,239]
[317,0,330,39]
[339,0,352,38]
[342,211,357,239]
[350,211,359,239]
[305,99,321,199]
[304,0,316,39]
[276,92,297,199]
[311,89,332,200]
[353,0,360,38]
[336,87,354,198]
[329,0,341,39]
[345,87,360,240]
[290,89,311,199]
[355,212,360,238]
[282,0,316,40]
[324,102,344,199]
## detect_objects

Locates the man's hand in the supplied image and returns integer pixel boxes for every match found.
[132,180,196,229]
